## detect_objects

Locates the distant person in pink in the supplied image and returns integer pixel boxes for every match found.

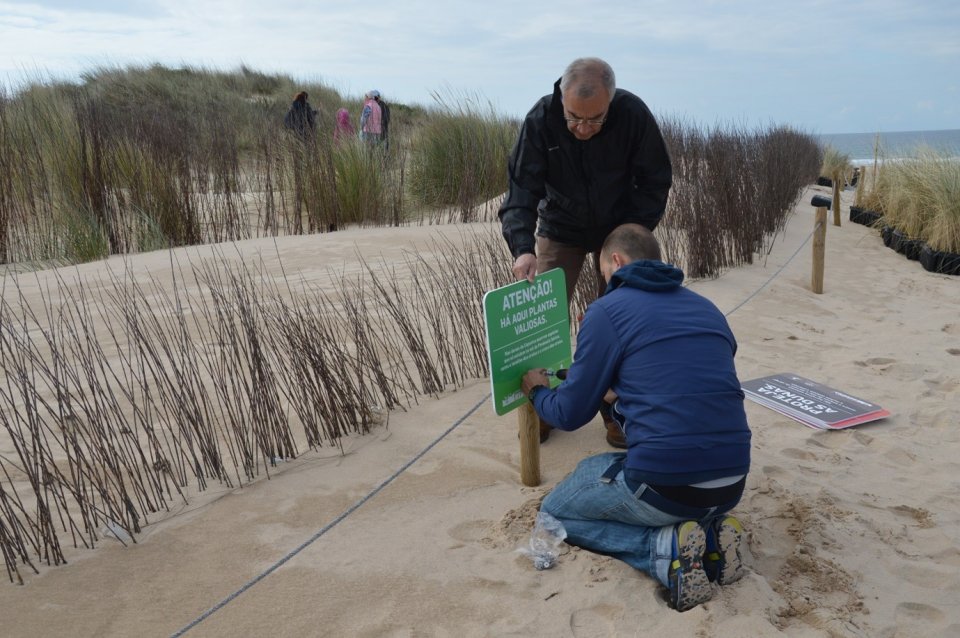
[359,90,383,145]
[334,108,355,146]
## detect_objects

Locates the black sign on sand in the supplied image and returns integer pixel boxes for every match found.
[741,373,890,430]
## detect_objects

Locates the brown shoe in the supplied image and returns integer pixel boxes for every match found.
[539,417,553,443]
[604,418,627,448]
[519,417,552,443]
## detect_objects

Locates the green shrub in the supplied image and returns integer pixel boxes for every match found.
[408,93,517,221]
[332,140,388,226]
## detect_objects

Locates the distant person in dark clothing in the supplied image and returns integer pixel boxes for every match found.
[284,91,316,137]
[499,57,673,447]
[284,91,317,233]
[374,92,391,150]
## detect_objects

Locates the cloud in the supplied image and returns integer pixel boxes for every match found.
[1,0,958,130]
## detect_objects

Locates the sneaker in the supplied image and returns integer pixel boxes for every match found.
[668,521,713,611]
[704,516,745,586]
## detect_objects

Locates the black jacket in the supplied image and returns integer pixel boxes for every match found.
[284,100,316,135]
[499,80,672,257]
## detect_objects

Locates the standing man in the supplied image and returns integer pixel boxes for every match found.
[374,92,391,150]
[521,224,751,612]
[499,57,672,447]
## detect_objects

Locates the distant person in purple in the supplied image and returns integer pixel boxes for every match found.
[334,108,355,146]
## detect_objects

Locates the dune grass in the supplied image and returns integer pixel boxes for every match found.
[0,64,430,264]
[820,146,852,183]
[917,155,960,253]
[859,148,960,252]
[407,91,517,223]
[2,64,824,275]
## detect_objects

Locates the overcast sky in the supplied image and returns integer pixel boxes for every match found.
[1,0,957,134]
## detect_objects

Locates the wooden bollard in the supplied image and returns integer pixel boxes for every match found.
[812,207,827,294]
[518,402,541,486]
[832,175,842,227]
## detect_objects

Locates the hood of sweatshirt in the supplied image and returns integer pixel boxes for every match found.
[604,260,684,295]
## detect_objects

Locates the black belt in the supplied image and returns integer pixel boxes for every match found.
[601,460,745,518]
[641,477,746,508]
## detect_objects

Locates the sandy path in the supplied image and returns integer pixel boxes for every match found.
[1,186,958,637]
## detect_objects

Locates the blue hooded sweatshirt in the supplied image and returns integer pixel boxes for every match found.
[532,260,751,485]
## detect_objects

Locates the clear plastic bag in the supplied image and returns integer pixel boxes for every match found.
[518,511,567,570]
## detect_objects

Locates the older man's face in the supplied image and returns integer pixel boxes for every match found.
[562,90,609,141]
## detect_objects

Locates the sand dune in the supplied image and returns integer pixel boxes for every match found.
[1,185,958,637]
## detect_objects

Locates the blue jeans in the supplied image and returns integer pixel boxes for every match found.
[541,452,737,587]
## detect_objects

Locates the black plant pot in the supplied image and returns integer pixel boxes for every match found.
[891,228,906,253]
[882,226,895,248]
[891,229,923,260]
[848,206,882,226]
[903,238,923,260]
[816,176,833,187]
[861,210,882,226]
[920,244,960,275]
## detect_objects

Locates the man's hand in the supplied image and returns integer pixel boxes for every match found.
[512,253,538,283]
[521,368,550,395]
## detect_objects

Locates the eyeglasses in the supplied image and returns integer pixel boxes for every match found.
[564,115,606,128]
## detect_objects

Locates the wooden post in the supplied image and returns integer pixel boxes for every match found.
[812,207,827,294]
[832,175,842,226]
[518,403,541,486]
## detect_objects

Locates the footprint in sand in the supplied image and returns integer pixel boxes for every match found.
[447,519,493,545]
[882,446,917,467]
[943,324,960,336]
[853,357,897,369]
[762,465,788,478]
[894,602,946,629]
[923,376,960,393]
[853,431,874,446]
[883,559,957,589]
[887,504,935,528]
[569,604,620,637]
[781,447,818,461]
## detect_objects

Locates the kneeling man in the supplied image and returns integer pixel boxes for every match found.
[522,223,751,611]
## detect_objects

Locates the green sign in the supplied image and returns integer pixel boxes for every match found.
[483,268,572,416]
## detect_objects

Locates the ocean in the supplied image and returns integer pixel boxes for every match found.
[817,129,960,163]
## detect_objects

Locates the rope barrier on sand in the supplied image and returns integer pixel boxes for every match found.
[720,223,820,318]
[171,224,817,636]
[170,394,490,637]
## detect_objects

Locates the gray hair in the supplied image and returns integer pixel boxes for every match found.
[559,58,616,103]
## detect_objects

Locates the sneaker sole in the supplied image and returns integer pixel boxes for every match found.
[671,522,712,611]
[712,516,745,586]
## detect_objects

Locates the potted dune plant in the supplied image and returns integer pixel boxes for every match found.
[916,151,960,275]
[818,147,849,188]
[874,157,924,259]
[820,147,851,225]
[850,137,883,226]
